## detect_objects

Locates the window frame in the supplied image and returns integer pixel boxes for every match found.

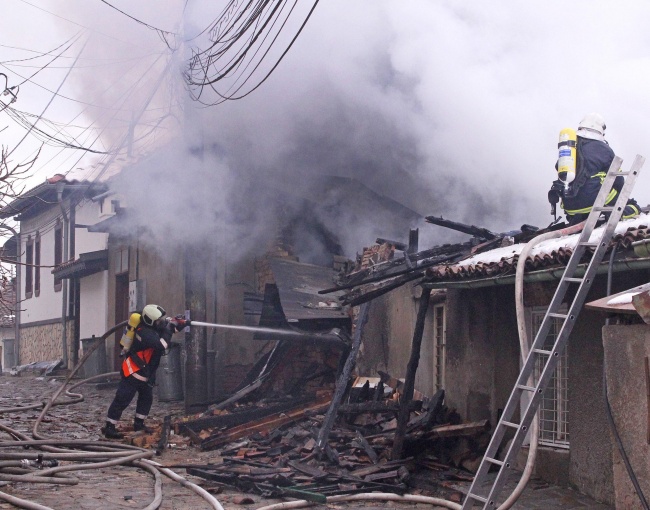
[25,236,33,299]
[432,303,446,392]
[54,220,62,292]
[528,305,570,449]
[34,232,41,297]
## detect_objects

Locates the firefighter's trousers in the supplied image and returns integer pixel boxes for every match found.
[107,374,153,423]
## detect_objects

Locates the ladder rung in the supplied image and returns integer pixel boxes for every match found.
[593,206,614,212]
[467,493,488,503]
[501,420,519,429]
[563,277,583,283]
[484,457,504,466]
[578,241,598,247]
[517,384,536,392]
[533,348,553,355]
[617,171,630,176]
[548,312,568,319]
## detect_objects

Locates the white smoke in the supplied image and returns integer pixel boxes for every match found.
[9,0,650,259]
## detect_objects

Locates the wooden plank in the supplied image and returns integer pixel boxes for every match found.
[349,457,412,478]
[365,469,398,482]
[200,396,331,450]
[413,419,490,440]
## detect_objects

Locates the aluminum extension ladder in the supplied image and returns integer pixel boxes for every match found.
[461,154,644,509]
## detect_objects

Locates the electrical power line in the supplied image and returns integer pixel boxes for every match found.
[186,0,320,106]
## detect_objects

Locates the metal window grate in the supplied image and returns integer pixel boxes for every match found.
[532,307,569,448]
[433,304,446,391]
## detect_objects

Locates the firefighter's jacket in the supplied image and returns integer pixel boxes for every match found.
[560,136,623,218]
[122,321,173,381]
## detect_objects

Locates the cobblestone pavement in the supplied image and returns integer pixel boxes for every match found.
[0,374,613,509]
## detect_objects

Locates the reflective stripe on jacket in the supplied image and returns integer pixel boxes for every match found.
[122,347,154,379]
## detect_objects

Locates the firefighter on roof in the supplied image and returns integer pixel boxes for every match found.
[101,304,188,439]
[548,112,640,225]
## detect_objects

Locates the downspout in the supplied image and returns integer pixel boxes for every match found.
[57,184,69,369]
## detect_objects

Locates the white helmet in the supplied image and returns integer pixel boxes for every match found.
[142,304,166,326]
[577,113,606,141]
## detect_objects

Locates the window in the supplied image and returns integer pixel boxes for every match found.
[34,232,40,296]
[54,221,62,266]
[54,221,63,292]
[530,306,569,448]
[115,247,129,274]
[25,236,33,298]
[433,303,446,391]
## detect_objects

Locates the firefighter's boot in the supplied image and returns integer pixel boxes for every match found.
[133,418,152,434]
[102,421,123,439]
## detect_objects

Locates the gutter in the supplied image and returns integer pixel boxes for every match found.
[422,256,650,290]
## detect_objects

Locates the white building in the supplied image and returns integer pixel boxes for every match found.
[0,174,111,368]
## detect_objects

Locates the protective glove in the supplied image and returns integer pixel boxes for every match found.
[548,179,565,205]
[170,315,190,333]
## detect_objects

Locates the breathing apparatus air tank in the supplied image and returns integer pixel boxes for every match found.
[119,312,141,352]
[557,127,577,188]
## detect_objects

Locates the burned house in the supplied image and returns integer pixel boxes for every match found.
[341,213,650,506]
[82,158,421,407]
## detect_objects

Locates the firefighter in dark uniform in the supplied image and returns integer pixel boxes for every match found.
[548,113,640,226]
[101,304,187,439]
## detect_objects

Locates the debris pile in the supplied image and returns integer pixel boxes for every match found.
[169,375,491,502]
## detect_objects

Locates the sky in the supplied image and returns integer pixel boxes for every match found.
[1,1,650,260]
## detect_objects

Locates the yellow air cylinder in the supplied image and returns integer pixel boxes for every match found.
[120,313,141,351]
[557,127,577,187]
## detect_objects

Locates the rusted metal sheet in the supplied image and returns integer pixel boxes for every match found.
[586,282,650,315]
[632,289,650,324]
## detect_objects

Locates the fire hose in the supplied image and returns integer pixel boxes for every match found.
[0,321,224,510]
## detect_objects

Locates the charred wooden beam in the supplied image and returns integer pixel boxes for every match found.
[316,302,370,453]
[425,216,497,240]
[342,272,425,307]
[328,244,469,293]
[373,380,384,401]
[320,252,461,295]
[375,238,407,251]
[337,400,421,414]
[392,287,432,459]
[406,389,444,433]
[378,370,404,393]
